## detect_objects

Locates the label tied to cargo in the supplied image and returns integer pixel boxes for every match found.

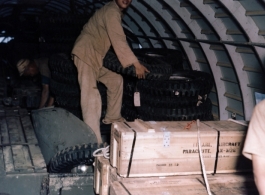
[134,92,140,107]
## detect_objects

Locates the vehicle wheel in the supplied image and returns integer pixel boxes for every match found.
[133,48,183,72]
[138,98,213,121]
[50,79,80,96]
[49,53,77,74]
[136,70,213,98]
[51,71,78,84]
[103,50,172,80]
[49,143,102,173]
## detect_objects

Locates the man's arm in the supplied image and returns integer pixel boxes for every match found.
[47,96,54,107]
[253,154,265,195]
[39,84,49,108]
[105,9,149,78]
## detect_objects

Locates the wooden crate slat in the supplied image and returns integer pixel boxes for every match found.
[202,120,251,173]
[4,108,19,117]
[28,145,47,172]
[3,146,16,173]
[21,115,38,144]
[18,108,29,116]
[6,117,25,144]
[0,109,4,117]
[110,174,258,195]
[110,120,218,177]
[12,145,34,173]
[0,117,10,145]
[0,147,5,174]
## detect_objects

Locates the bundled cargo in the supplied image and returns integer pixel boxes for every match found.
[110,119,218,177]
[94,156,199,195]
[203,120,251,173]
[109,174,258,195]
[109,119,251,177]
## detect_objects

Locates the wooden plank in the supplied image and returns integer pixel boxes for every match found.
[110,181,128,195]
[28,144,47,173]
[0,117,10,145]
[94,156,101,194]
[94,156,110,195]
[0,147,5,174]
[110,174,258,195]
[6,117,25,144]
[19,108,29,116]
[20,115,38,144]
[109,165,197,186]
[12,145,34,173]
[0,108,4,117]
[202,120,252,173]
[3,146,16,173]
[110,120,218,177]
[4,108,19,117]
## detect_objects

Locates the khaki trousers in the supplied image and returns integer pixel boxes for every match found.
[74,56,123,144]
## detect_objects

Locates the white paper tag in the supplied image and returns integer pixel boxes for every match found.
[134,92,141,107]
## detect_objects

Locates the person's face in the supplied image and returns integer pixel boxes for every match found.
[23,62,39,77]
[115,0,132,11]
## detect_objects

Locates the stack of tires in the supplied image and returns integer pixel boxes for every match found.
[49,48,214,123]
[136,71,214,121]
[103,48,214,122]
[49,53,107,120]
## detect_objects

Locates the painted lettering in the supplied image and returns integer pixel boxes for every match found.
[219,142,241,147]
[183,149,211,154]
[156,164,167,166]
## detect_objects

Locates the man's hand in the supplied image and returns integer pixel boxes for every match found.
[133,61,150,79]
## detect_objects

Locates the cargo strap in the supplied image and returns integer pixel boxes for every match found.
[124,122,137,178]
[119,181,132,195]
[213,130,220,174]
[197,119,212,195]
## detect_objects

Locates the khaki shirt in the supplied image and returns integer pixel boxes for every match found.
[71,0,138,73]
[242,99,265,160]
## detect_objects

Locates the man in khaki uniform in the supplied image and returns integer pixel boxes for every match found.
[72,0,148,143]
[243,99,265,194]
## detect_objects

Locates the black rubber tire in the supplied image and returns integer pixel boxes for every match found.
[49,143,103,173]
[49,53,77,74]
[51,71,79,85]
[140,93,201,108]
[103,50,172,80]
[137,70,213,98]
[55,96,81,108]
[121,103,139,122]
[50,79,80,97]
[123,76,138,97]
[138,98,213,121]
[133,48,183,72]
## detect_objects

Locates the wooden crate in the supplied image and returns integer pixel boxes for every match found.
[94,156,111,195]
[0,108,47,174]
[109,173,258,195]
[202,120,252,173]
[0,108,48,195]
[110,120,218,177]
[94,156,197,195]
